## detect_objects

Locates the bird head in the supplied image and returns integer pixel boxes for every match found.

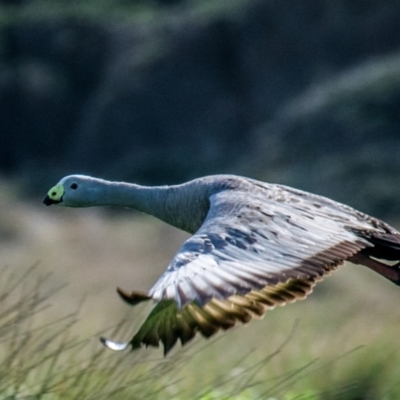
[43,175,101,207]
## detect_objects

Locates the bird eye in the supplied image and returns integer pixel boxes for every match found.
[70,183,78,190]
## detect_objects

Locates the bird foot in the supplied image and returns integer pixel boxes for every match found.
[349,254,400,285]
[389,261,400,285]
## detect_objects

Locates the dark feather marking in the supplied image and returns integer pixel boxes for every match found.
[186,304,219,337]
[116,288,151,305]
[245,292,277,307]
[228,296,265,316]
[211,299,253,324]
[203,303,236,329]
[361,233,400,261]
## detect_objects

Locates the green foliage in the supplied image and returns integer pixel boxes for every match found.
[1,261,400,399]
[0,264,198,399]
[0,264,129,398]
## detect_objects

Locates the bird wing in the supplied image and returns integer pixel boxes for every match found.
[148,187,375,308]
[105,186,381,355]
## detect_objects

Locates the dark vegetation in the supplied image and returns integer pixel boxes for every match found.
[0,0,399,218]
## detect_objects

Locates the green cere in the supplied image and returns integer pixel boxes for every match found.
[47,184,64,202]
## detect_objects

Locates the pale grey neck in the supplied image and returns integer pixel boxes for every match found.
[94,180,211,233]
[94,181,163,211]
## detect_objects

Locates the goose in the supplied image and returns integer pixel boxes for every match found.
[43,174,400,355]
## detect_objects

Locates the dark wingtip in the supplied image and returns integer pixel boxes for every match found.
[116,287,152,305]
[162,334,179,357]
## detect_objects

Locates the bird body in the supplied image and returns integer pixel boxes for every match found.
[44,174,400,355]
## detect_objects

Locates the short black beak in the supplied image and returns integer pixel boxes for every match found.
[43,195,61,206]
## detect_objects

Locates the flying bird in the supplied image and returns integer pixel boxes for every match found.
[43,174,400,355]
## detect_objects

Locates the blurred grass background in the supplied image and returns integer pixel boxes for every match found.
[1,0,400,398]
[1,181,400,399]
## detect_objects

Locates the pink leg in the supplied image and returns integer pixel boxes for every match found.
[348,253,400,285]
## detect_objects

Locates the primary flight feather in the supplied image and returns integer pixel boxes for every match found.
[44,174,400,355]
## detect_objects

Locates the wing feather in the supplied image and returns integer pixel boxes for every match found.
[149,190,372,307]
[109,184,395,354]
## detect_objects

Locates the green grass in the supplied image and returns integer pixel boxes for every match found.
[0,264,128,398]
[2,263,400,399]
[2,185,400,398]
[0,262,312,399]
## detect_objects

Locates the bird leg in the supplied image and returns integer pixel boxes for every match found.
[348,253,400,285]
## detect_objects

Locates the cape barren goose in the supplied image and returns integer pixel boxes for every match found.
[44,174,400,355]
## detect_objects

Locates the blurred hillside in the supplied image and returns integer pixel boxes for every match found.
[1,0,400,217]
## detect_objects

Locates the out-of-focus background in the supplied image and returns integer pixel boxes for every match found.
[1,0,400,398]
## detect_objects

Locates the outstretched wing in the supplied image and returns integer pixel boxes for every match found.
[102,186,384,355]
[149,188,374,307]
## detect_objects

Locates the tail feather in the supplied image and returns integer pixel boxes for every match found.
[363,233,400,261]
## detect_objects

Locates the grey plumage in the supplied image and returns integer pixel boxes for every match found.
[44,174,400,355]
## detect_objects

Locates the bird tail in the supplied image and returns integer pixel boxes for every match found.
[365,233,400,260]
